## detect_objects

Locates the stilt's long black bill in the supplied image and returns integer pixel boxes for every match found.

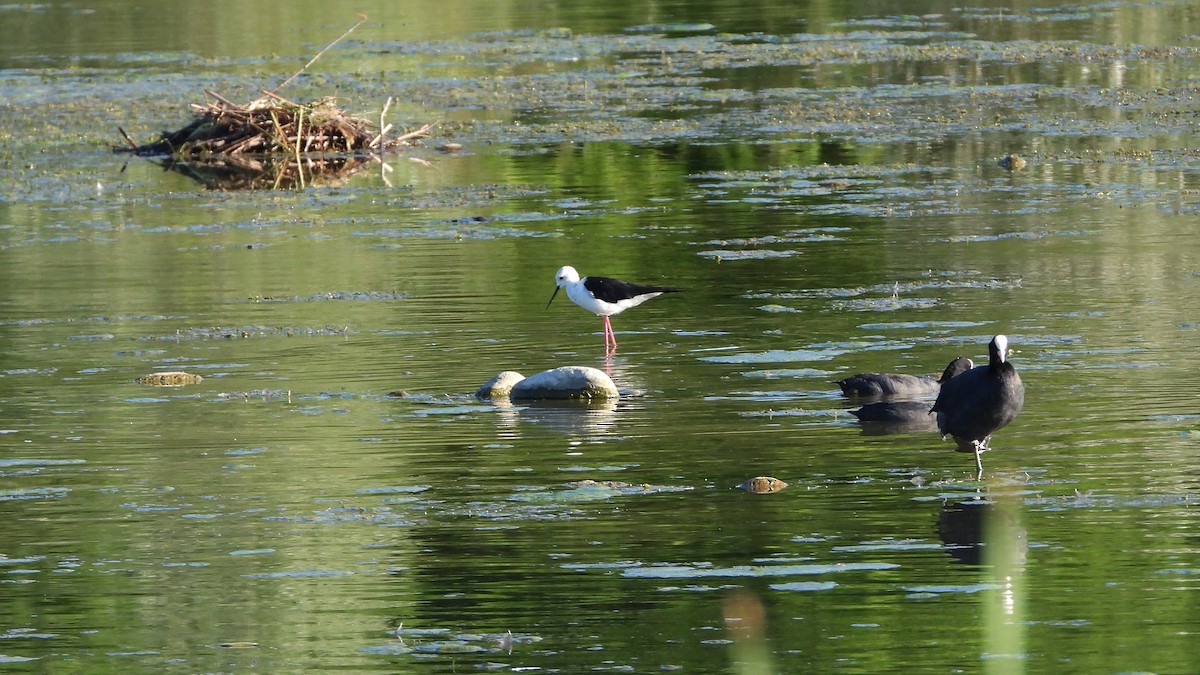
[546,286,560,309]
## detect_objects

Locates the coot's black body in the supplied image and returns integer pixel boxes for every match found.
[837,356,974,398]
[931,335,1025,473]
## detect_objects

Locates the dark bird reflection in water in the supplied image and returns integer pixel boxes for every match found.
[938,498,990,565]
[850,400,938,435]
[937,498,1028,566]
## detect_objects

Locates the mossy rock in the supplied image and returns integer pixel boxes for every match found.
[135,371,204,387]
[737,476,789,494]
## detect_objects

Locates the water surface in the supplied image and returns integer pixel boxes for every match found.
[2,0,1199,672]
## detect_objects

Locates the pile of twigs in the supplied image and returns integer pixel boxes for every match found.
[116,91,431,159]
[111,14,436,189]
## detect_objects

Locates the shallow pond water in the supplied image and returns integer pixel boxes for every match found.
[2,0,1200,672]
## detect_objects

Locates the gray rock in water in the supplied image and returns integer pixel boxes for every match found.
[475,371,526,398]
[509,366,619,400]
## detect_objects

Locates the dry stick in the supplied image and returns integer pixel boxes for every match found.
[368,124,394,150]
[295,106,306,189]
[378,153,394,188]
[259,90,302,108]
[372,96,394,149]
[391,122,436,144]
[269,111,292,153]
[117,127,139,149]
[295,105,305,155]
[271,13,368,94]
[204,90,238,107]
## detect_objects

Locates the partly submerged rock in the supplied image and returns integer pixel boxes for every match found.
[475,371,526,399]
[135,371,204,386]
[737,476,788,494]
[998,154,1027,171]
[508,366,618,401]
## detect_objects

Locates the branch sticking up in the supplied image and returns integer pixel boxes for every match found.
[272,13,369,94]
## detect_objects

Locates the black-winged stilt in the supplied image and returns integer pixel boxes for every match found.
[931,335,1025,475]
[547,265,681,353]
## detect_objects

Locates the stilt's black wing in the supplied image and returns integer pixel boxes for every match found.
[583,276,681,304]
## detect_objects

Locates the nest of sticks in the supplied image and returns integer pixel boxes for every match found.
[111,16,434,190]
[117,91,430,159]
[114,92,432,189]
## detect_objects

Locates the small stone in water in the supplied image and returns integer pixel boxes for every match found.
[135,371,203,386]
[998,154,1026,171]
[738,476,788,494]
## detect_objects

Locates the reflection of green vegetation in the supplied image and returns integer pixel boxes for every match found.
[984,494,1027,675]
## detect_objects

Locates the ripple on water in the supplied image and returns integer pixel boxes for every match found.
[698,230,847,247]
[738,368,837,379]
[747,275,1024,301]
[242,570,355,579]
[355,485,433,495]
[250,291,409,303]
[362,628,539,656]
[141,326,352,341]
[831,539,943,553]
[619,561,900,579]
[511,480,691,503]
[696,249,801,261]
[770,581,839,591]
[0,556,46,566]
[943,229,1093,243]
[699,340,913,364]
[0,458,85,467]
[831,297,941,311]
[707,389,814,403]
[903,583,1000,595]
[858,321,988,330]
[0,487,71,501]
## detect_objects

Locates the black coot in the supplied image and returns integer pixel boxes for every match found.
[838,356,974,398]
[850,357,975,421]
[848,358,974,434]
[931,335,1025,474]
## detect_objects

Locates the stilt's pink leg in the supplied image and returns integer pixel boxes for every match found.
[603,316,617,353]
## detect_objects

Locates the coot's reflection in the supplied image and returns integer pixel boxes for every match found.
[937,497,1028,567]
